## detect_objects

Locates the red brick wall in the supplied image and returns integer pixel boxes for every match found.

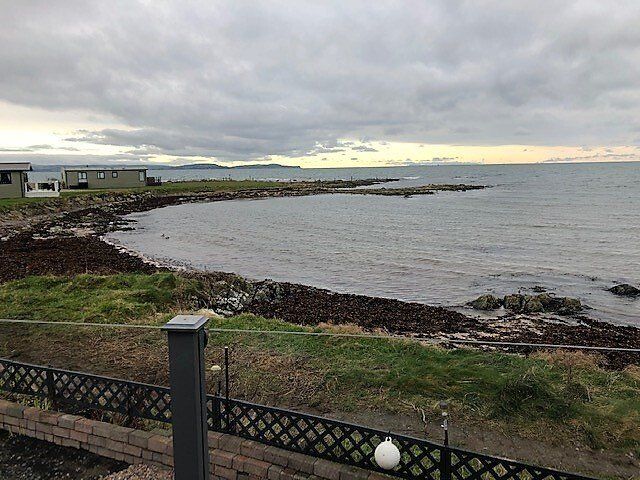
[0,399,390,480]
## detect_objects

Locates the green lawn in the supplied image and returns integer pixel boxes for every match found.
[0,273,638,457]
[59,179,283,196]
[0,197,52,210]
[0,179,284,212]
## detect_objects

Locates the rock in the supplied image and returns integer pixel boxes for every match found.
[468,294,502,310]
[608,284,640,297]
[557,297,582,315]
[536,293,554,309]
[501,292,582,315]
[521,295,544,313]
[252,280,286,304]
[503,294,524,312]
[531,285,546,293]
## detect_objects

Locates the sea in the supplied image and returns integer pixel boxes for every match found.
[97,162,639,326]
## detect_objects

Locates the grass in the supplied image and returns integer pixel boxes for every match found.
[0,273,638,459]
[0,273,198,324]
[0,179,284,212]
[0,197,52,209]
[59,179,283,196]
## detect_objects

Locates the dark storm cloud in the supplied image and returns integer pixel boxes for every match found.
[0,153,149,165]
[2,1,640,161]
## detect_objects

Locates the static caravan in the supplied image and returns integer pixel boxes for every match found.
[0,162,31,198]
[62,167,148,189]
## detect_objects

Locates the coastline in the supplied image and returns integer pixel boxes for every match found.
[0,179,638,368]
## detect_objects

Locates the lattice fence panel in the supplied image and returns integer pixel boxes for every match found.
[0,359,171,423]
[451,449,589,480]
[214,397,443,480]
[0,360,49,396]
[2,359,597,480]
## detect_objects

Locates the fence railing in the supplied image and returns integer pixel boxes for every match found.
[0,358,595,480]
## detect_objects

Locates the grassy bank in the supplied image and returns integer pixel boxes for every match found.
[0,179,283,212]
[0,273,638,464]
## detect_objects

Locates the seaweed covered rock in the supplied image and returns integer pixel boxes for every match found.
[608,284,640,297]
[503,294,525,311]
[522,295,544,313]
[499,293,583,315]
[468,294,503,310]
[557,297,583,315]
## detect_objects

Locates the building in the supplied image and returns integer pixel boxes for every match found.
[0,162,32,198]
[62,166,148,189]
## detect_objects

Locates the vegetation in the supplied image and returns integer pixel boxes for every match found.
[60,179,283,196]
[0,197,51,210]
[0,179,284,212]
[0,273,638,462]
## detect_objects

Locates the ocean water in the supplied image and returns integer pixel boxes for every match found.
[106,162,640,326]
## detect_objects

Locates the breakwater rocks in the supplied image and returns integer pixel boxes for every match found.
[468,293,583,315]
[341,184,485,197]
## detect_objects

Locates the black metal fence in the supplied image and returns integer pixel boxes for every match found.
[0,358,595,480]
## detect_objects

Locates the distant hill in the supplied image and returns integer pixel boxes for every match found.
[30,163,301,172]
[166,163,301,170]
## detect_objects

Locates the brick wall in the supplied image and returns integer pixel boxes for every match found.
[0,399,391,480]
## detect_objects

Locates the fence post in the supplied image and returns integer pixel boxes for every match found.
[163,315,210,480]
[441,446,452,480]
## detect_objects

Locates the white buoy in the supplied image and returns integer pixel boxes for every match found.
[374,437,401,470]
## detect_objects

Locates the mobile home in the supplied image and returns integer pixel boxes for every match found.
[0,162,31,198]
[62,167,148,189]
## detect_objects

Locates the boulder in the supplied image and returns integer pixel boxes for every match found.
[608,284,640,297]
[503,294,524,312]
[536,293,554,309]
[468,294,503,310]
[521,295,544,313]
[501,292,582,315]
[556,297,582,315]
[252,280,286,304]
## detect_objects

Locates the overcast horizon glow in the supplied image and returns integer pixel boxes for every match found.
[1,1,640,167]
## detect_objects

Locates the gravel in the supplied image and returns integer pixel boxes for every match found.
[100,464,173,480]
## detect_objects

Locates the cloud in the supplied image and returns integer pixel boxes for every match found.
[351,145,378,152]
[0,153,148,166]
[396,157,473,166]
[541,152,639,163]
[0,144,56,152]
[1,1,640,162]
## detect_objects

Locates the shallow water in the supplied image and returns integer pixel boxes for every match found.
[107,162,640,326]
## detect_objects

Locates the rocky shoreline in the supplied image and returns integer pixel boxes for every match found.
[0,179,638,368]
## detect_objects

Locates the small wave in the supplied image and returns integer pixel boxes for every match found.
[402,176,421,180]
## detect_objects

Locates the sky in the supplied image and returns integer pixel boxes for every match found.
[1,1,640,168]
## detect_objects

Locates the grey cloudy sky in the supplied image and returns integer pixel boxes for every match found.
[1,1,640,165]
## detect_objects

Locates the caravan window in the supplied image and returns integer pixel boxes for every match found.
[0,172,11,184]
[97,171,106,179]
[112,171,119,178]
[78,172,88,180]
[139,171,145,182]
